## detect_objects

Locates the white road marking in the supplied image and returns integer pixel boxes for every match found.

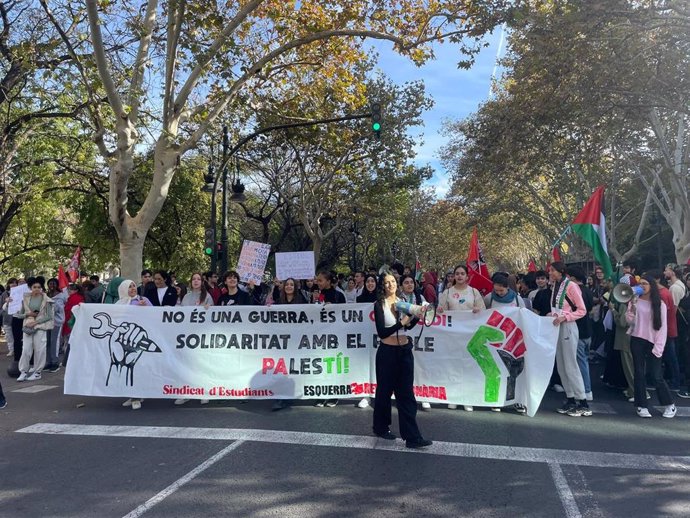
[548,463,581,518]
[17,423,690,472]
[12,385,59,394]
[562,465,605,518]
[121,440,245,518]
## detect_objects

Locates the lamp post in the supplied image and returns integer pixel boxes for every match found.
[220,126,229,273]
[202,161,218,272]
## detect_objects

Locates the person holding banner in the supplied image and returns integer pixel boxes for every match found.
[144,270,177,307]
[181,273,213,307]
[548,262,591,417]
[176,273,212,406]
[438,264,485,412]
[372,273,432,449]
[438,265,485,313]
[315,271,346,407]
[218,271,252,306]
[270,278,308,411]
[116,280,152,410]
[277,278,307,305]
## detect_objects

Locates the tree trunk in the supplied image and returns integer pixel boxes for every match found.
[672,212,690,264]
[118,227,146,281]
[110,140,178,280]
[312,236,322,268]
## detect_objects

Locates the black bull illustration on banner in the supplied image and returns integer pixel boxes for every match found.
[89,313,162,386]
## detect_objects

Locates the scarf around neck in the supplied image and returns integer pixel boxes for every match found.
[492,288,517,304]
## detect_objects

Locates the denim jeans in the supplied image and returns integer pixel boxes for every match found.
[577,337,592,394]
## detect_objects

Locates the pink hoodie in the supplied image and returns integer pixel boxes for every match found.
[552,279,586,322]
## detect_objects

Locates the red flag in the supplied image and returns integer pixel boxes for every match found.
[67,246,81,282]
[466,227,493,296]
[552,245,562,263]
[57,265,70,290]
[528,258,537,272]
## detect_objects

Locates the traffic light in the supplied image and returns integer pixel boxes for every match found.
[216,242,224,263]
[204,228,215,256]
[370,102,382,139]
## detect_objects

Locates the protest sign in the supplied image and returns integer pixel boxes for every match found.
[236,240,270,285]
[275,251,315,280]
[66,304,558,417]
[8,284,30,315]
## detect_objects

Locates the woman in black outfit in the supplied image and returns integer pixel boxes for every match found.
[356,274,378,303]
[315,271,345,407]
[373,273,432,448]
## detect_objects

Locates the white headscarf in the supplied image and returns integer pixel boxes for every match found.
[116,279,137,305]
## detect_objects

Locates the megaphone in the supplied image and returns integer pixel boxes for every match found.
[395,301,437,327]
[612,283,644,304]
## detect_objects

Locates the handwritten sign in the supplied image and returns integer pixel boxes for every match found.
[236,240,271,285]
[8,284,30,315]
[275,251,315,281]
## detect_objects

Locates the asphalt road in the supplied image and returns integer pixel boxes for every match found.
[1,346,689,518]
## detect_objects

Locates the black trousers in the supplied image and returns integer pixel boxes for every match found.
[631,336,673,408]
[373,341,423,441]
[11,316,23,362]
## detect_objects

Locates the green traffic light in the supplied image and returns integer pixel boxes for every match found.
[204,247,213,255]
[372,122,381,131]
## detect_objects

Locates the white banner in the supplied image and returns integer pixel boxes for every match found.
[65,304,558,416]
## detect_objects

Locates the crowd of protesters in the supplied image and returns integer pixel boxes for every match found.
[1,260,689,423]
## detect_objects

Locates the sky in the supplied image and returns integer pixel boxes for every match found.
[370,29,505,197]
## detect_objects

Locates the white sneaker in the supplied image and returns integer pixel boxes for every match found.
[553,384,565,393]
[491,407,502,412]
[131,400,142,410]
[122,399,133,407]
[421,402,431,410]
[463,405,473,411]
[200,399,209,405]
[636,407,652,418]
[6,351,13,357]
[17,372,28,382]
[662,405,677,418]
[628,394,651,403]
[174,399,189,405]
[357,398,370,409]
[27,372,41,381]
[447,404,457,410]
[585,392,593,401]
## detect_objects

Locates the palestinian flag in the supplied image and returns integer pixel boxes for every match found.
[571,186,613,279]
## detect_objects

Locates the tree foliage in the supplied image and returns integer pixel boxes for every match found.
[38,0,510,279]
[441,0,690,267]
